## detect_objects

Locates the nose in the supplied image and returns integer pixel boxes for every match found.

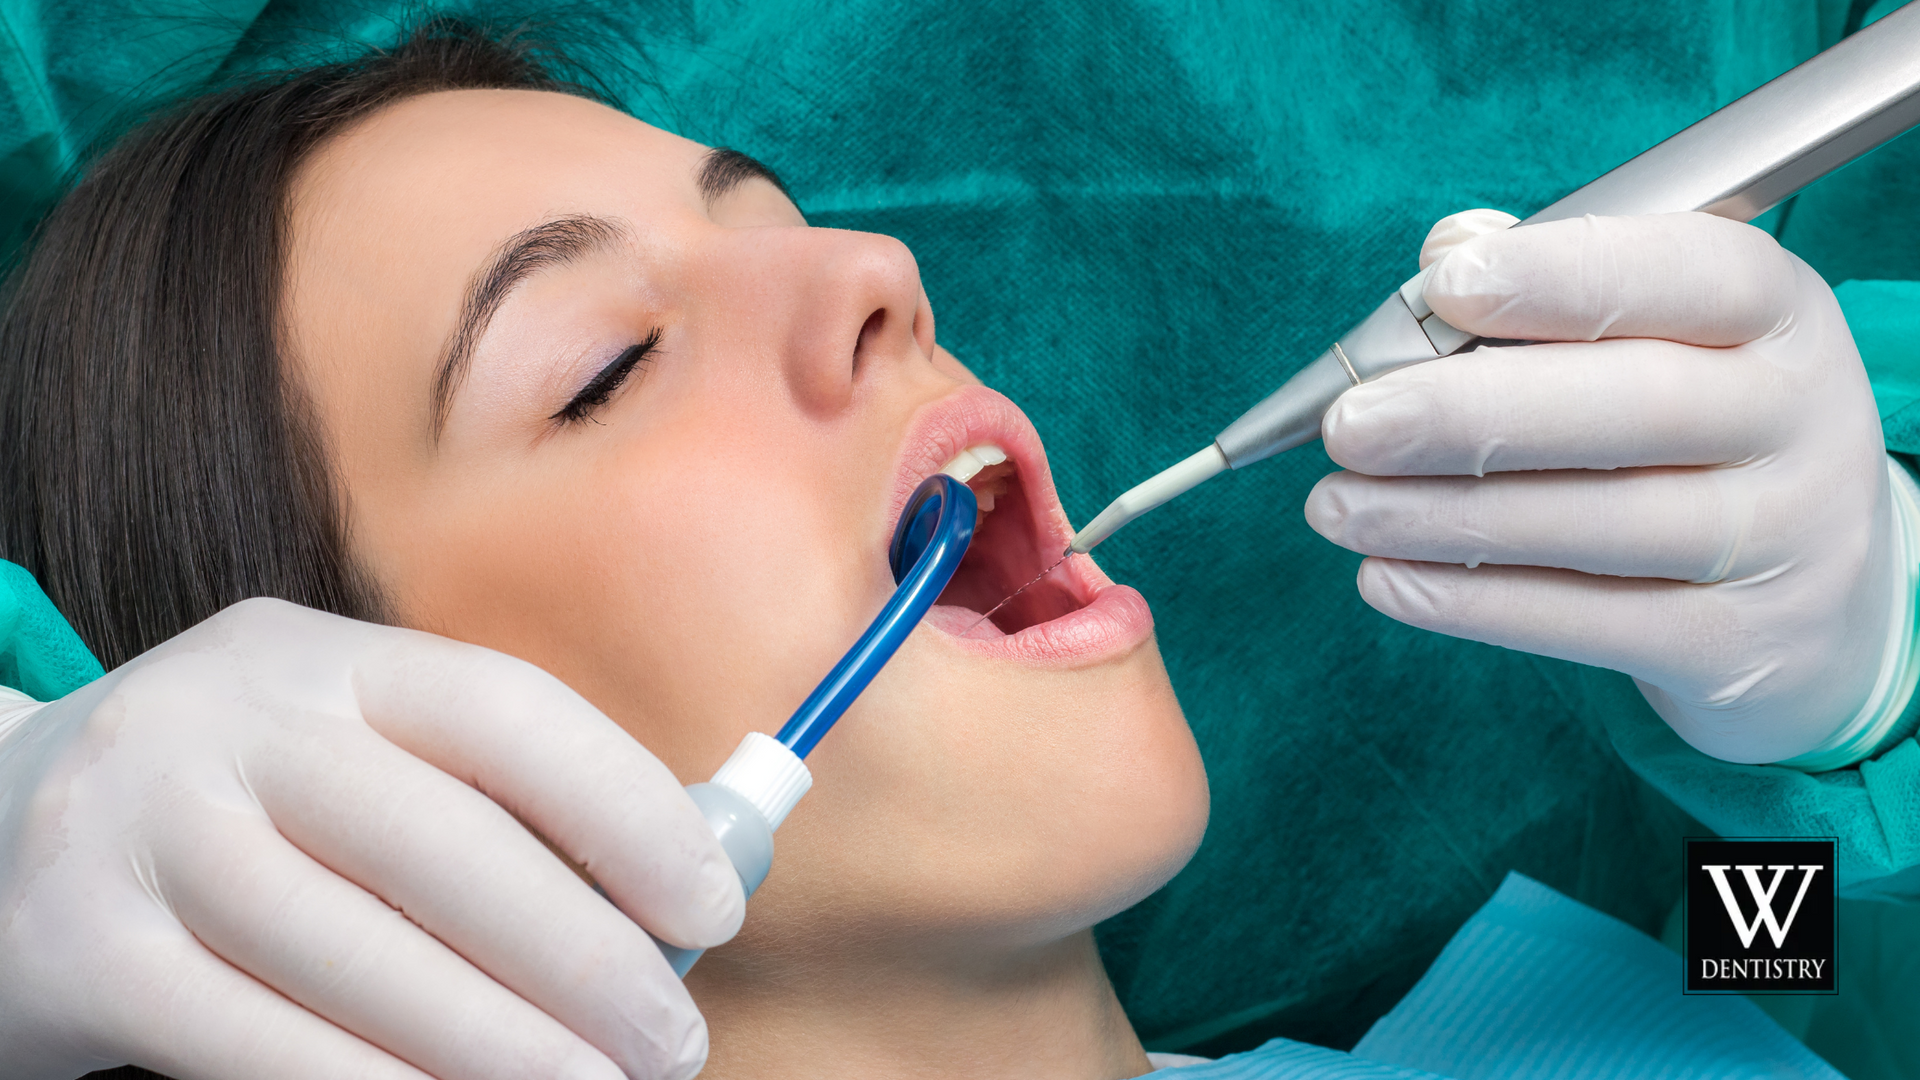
[698,226,936,416]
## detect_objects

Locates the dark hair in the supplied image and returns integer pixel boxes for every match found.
[0,20,607,668]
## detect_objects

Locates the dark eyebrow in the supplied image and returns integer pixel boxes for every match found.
[698,147,794,207]
[430,214,627,439]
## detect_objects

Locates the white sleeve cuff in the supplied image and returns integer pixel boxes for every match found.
[1776,457,1920,772]
[0,685,46,748]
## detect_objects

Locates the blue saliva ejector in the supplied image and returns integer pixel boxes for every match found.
[654,473,976,975]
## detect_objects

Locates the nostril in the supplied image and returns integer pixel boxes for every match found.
[853,308,886,376]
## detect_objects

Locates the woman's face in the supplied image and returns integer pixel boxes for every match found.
[283,89,1206,963]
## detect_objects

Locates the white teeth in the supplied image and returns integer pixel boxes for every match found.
[938,443,1008,483]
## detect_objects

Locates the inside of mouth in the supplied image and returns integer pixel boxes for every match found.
[934,464,1085,635]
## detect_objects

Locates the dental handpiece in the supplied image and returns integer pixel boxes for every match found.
[1069,2,1920,555]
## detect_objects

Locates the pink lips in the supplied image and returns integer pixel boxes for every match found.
[891,385,1155,667]
[921,583,1155,666]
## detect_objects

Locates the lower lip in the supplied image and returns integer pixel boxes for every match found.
[920,567,1155,666]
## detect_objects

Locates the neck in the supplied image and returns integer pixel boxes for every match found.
[688,928,1152,1080]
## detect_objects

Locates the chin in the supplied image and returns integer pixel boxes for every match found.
[988,647,1209,947]
[744,618,1208,960]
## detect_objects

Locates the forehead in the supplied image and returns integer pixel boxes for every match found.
[282,90,712,453]
[290,88,710,253]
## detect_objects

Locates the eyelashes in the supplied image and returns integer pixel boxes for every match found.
[550,328,663,426]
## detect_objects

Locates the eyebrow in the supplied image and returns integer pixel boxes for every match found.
[698,147,794,206]
[430,214,627,439]
[428,150,791,440]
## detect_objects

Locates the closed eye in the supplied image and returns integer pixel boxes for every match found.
[551,328,662,426]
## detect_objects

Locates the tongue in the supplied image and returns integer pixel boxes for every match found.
[922,603,1009,639]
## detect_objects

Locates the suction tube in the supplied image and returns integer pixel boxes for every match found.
[776,473,977,758]
[655,474,976,976]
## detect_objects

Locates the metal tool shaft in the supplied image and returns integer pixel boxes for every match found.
[1070,4,1920,555]
[1216,1,1920,472]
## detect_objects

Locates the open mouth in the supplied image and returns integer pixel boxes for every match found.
[890,386,1153,663]
[933,444,1082,635]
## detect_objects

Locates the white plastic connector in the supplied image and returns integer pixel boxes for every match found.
[710,731,813,830]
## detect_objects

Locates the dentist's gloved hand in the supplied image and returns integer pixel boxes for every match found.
[1305,209,1916,767]
[0,598,743,1080]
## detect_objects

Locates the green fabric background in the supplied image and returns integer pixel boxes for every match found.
[0,558,101,698]
[7,0,1920,1069]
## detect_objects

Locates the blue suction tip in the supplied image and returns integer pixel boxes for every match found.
[775,474,976,758]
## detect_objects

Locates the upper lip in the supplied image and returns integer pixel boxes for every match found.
[886,384,1074,561]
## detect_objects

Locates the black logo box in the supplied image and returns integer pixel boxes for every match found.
[1684,837,1836,995]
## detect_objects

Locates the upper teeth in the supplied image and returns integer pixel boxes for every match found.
[939,443,1008,482]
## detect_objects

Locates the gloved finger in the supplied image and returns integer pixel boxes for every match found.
[1417,208,1520,269]
[159,802,626,1080]
[1322,337,1789,476]
[1352,557,1728,698]
[1351,556,1852,763]
[209,601,742,950]
[248,713,707,1080]
[1424,211,1797,345]
[1308,466,1764,582]
[342,624,745,950]
[94,931,431,1080]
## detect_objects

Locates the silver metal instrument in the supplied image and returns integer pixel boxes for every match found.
[1069,2,1920,555]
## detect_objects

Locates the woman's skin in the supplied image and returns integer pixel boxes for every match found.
[283,89,1209,1079]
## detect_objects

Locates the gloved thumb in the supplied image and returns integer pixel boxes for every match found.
[1418,208,1520,269]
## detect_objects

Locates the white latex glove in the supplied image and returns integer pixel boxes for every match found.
[1305,209,1918,767]
[0,598,744,1080]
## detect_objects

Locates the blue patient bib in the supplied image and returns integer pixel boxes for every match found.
[1151,874,1838,1080]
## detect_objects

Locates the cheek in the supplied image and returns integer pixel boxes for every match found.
[379,399,898,783]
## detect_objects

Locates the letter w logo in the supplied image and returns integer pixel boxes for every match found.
[1700,864,1825,948]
